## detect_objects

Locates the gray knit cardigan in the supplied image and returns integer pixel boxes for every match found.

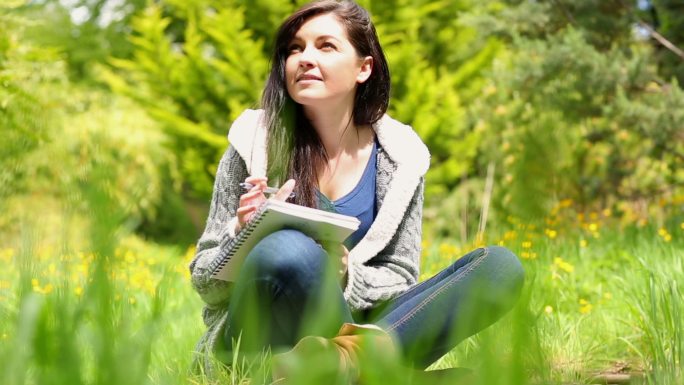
[189,109,430,370]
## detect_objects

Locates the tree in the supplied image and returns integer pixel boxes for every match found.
[467,0,684,224]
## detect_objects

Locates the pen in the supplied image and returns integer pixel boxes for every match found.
[239,182,296,198]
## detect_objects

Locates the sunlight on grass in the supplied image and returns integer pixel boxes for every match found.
[1,194,682,384]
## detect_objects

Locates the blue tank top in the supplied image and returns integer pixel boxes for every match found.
[317,139,378,249]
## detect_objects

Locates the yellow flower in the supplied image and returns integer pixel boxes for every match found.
[522,241,532,249]
[503,231,517,241]
[0,248,14,263]
[124,251,136,264]
[559,199,572,208]
[659,228,672,242]
[580,239,588,248]
[0,280,10,289]
[74,286,83,297]
[588,223,598,232]
[545,229,558,239]
[579,299,592,314]
[544,305,553,314]
[520,251,537,260]
[553,257,574,273]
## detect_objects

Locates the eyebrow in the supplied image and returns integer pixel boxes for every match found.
[290,34,343,43]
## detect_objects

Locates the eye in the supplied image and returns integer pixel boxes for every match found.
[287,44,302,54]
[321,41,337,50]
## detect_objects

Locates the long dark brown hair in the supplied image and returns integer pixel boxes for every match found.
[262,0,390,208]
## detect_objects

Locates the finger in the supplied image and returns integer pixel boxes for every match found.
[240,189,265,205]
[244,176,268,190]
[273,179,296,201]
[237,205,257,225]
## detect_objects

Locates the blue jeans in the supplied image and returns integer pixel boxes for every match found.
[224,230,524,368]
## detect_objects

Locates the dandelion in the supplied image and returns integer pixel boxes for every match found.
[544,305,553,314]
[125,250,136,264]
[521,251,537,259]
[129,297,136,305]
[545,229,558,239]
[559,199,573,208]
[588,223,599,232]
[554,257,575,273]
[503,231,517,241]
[680,222,684,230]
[74,286,83,297]
[579,299,592,314]
[0,248,13,263]
[438,243,459,259]
[658,228,672,242]
[0,280,10,289]
[522,241,532,249]
[43,284,54,294]
[580,239,588,248]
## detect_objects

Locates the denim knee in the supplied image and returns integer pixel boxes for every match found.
[243,229,327,286]
[482,245,525,297]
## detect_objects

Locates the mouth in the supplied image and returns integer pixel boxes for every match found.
[297,74,322,82]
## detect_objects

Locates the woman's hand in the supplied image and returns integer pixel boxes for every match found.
[235,177,296,232]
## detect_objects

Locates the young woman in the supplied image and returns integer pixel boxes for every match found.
[189,0,524,380]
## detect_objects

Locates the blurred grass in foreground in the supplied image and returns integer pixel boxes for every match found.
[1,194,683,384]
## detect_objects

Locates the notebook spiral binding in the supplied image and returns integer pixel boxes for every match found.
[209,204,268,277]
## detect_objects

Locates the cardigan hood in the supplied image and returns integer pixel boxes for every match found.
[227,109,430,178]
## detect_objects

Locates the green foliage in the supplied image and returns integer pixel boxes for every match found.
[648,0,684,84]
[101,1,272,198]
[468,1,684,224]
[24,0,147,80]
[0,4,185,242]
[0,1,66,204]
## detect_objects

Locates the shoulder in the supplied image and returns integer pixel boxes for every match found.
[373,114,430,176]
[227,109,266,151]
[226,109,268,176]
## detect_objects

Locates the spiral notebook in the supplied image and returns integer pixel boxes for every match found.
[209,199,360,282]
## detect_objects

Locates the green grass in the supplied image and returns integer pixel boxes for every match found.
[1,205,683,384]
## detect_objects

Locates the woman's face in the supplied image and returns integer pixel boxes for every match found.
[285,13,372,108]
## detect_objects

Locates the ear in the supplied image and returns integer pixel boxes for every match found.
[356,56,373,84]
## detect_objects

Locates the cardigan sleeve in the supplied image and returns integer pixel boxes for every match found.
[189,145,248,308]
[345,177,424,310]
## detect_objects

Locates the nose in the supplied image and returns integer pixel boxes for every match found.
[298,45,316,68]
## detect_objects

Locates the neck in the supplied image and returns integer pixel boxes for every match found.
[303,100,363,158]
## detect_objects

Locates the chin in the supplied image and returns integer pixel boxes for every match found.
[290,93,329,106]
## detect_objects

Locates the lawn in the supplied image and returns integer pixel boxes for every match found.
[1,204,682,385]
